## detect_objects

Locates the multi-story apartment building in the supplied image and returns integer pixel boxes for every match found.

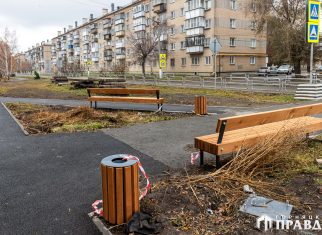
[51,0,267,75]
[25,41,52,74]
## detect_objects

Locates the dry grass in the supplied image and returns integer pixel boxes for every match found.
[6,103,190,134]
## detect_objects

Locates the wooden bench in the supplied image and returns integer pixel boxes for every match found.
[195,103,322,167]
[87,88,164,110]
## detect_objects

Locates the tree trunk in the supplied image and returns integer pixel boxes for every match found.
[141,59,146,78]
[294,60,301,74]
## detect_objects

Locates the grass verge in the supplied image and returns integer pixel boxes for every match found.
[5,103,191,134]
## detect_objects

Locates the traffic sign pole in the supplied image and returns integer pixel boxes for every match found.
[307,0,320,84]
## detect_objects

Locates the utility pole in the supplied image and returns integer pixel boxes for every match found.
[310,43,314,83]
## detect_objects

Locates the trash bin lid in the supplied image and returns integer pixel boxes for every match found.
[101,154,138,168]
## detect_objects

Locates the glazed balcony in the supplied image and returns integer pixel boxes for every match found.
[186,46,204,54]
[153,3,166,13]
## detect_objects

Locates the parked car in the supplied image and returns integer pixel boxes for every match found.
[267,66,278,75]
[277,65,292,75]
[258,66,269,76]
[316,65,322,73]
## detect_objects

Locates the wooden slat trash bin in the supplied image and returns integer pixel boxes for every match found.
[195,96,207,115]
[100,154,140,225]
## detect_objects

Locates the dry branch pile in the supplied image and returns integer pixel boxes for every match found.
[144,128,311,234]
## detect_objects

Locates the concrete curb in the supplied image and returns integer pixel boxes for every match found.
[88,212,113,235]
[1,102,30,136]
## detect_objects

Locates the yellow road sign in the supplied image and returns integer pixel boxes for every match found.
[160,60,166,68]
[159,53,166,61]
[308,0,320,23]
[307,22,320,43]
[86,60,93,65]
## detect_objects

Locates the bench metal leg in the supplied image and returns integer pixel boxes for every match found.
[199,151,204,166]
[216,155,221,169]
[90,101,92,108]
[95,101,97,109]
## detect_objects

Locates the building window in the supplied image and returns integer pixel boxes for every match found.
[230,0,237,10]
[230,37,236,47]
[170,27,175,35]
[205,0,211,10]
[251,21,257,30]
[181,8,185,16]
[170,0,175,3]
[180,41,186,49]
[250,56,256,64]
[181,58,186,66]
[251,39,256,48]
[171,11,176,19]
[170,58,175,67]
[170,43,176,50]
[204,38,210,47]
[230,19,236,28]
[229,56,236,65]
[205,56,211,65]
[251,1,256,12]
[145,4,150,12]
[205,19,211,29]
[192,56,200,65]
[181,25,185,33]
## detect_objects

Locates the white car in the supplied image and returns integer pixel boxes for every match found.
[277,65,292,75]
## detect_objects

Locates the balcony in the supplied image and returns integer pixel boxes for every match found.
[115,18,125,25]
[115,30,125,37]
[93,37,99,43]
[186,27,204,36]
[92,57,99,62]
[160,34,167,42]
[133,11,145,19]
[116,54,126,60]
[103,19,112,28]
[73,34,80,39]
[115,41,125,48]
[83,40,89,45]
[152,0,166,6]
[134,25,146,32]
[104,56,112,61]
[185,8,205,19]
[68,57,74,63]
[103,34,111,41]
[90,24,98,34]
[186,46,204,54]
[153,3,166,13]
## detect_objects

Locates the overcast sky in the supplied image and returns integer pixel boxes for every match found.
[0,0,130,52]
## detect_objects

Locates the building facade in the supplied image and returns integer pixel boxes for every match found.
[25,41,52,74]
[50,0,266,75]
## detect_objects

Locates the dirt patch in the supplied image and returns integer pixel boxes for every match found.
[107,136,322,234]
[6,103,191,135]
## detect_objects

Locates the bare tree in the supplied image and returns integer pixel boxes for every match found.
[246,0,312,73]
[0,28,17,80]
[126,19,168,77]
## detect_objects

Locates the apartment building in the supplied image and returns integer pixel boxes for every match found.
[25,41,52,74]
[51,0,267,75]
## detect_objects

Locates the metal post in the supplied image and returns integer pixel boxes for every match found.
[310,43,314,84]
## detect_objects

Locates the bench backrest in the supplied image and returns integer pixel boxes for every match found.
[216,103,322,133]
[87,88,160,97]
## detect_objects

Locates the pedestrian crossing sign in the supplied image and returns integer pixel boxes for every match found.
[308,0,320,23]
[307,22,320,43]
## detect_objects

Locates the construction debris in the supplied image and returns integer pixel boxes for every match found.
[239,194,293,221]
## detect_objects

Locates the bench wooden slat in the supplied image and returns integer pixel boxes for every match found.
[196,116,322,155]
[89,96,164,104]
[216,103,322,132]
[88,88,160,96]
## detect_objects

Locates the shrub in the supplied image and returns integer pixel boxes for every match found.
[33,71,40,80]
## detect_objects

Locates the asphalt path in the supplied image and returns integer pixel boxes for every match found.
[0,103,168,235]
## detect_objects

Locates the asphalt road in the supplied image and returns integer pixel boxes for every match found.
[0,104,168,235]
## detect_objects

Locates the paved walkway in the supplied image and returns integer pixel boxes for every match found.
[0,96,307,234]
[0,103,168,235]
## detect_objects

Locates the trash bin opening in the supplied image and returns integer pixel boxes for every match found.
[112,158,128,163]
